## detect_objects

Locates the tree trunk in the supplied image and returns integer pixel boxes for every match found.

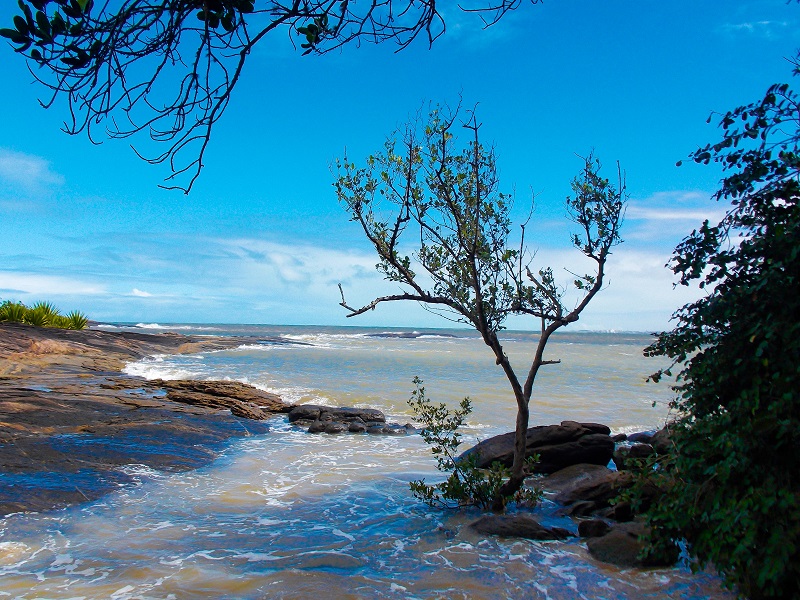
[491,390,529,512]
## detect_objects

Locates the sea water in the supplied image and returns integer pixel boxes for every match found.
[0,324,731,599]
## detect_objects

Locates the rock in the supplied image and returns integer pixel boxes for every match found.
[541,463,611,495]
[611,433,628,443]
[613,443,655,471]
[586,521,677,568]
[586,524,645,567]
[541,463,634,517]
[288,404,386,424]
[626,431,654,444]
[459,421,614,474]
[154,379,292,418]
[290,405,411,435]
[578,519,611,538]
[650,427,673,454]
[579,422,612,436]
[560,500,598,517]
[470,514,572,540]
[324,422,348,434]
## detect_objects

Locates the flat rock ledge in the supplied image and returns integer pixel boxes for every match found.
[288,404,414,435]
[470,514,571,541]
[151,379,294,420]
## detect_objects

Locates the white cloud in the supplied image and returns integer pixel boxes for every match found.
[0,271,106,297]
[721,20,789,37]
[131,288,153,297]
[0,148,64,192]
[624,190,725,245]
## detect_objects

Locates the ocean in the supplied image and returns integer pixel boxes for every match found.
[0,323,731,599]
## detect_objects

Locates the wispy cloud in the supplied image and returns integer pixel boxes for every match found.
[0,271,107,298]
[0,148,64,193]
[720,20,790,38]
[624,191,725,245]
[130,288,153,297]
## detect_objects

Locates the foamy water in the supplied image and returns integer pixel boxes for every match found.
[0,325,731,598]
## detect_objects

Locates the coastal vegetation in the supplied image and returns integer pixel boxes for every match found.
[638,58,800,598]
[407,377,540,510]
[0,0,536,192]
[336,106,625,510]
[0,300,88,330]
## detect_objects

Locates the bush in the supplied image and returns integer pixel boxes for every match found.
[642,73,800,598]
[0,300,88,330]
[407,377,541,511]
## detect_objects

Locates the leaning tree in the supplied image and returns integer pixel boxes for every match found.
[335,106,625,509]
[2,0,538,192]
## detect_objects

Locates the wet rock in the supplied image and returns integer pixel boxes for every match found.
[579,422,612,436]
[288,405,385,425]
[650,427,673,455]
[586,521,677,568]
[578,519,611,538]
[154,379,292,418]
[289,405,412,435]
[542,463,635,518]
[626,431,655,444]
[586,522,646,567]
[470,514,572,540]
[611,433,628,443]
[459,421,614,474]
[560,500,598,517]
[613,443,655,471]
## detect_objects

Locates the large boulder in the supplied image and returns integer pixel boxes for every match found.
[459,421,614,474]
[470,514,571,540]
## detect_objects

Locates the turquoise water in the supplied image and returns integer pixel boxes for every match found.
[0,324,731,598]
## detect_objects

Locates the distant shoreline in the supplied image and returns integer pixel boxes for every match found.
[0,323,290,516]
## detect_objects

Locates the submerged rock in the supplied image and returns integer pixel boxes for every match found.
[586,521,677,568]
[459,421,615,474]
[470,514,571,540]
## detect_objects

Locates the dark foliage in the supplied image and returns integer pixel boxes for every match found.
[642,58,800,599]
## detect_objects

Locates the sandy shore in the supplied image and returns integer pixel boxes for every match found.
[0,323,293,515]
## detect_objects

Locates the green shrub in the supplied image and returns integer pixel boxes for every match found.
[0,300,88,330]
[65,311,89,330]
[408,377,540,511]
[0,301,27,323]
[24,305,53,327]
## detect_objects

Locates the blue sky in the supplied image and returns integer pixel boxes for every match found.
[0,0,797,331]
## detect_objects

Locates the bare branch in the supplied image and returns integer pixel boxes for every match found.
[5,0,538,192]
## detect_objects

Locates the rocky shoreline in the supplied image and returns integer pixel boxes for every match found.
[1,323,670,572]
[0,323,298,515]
